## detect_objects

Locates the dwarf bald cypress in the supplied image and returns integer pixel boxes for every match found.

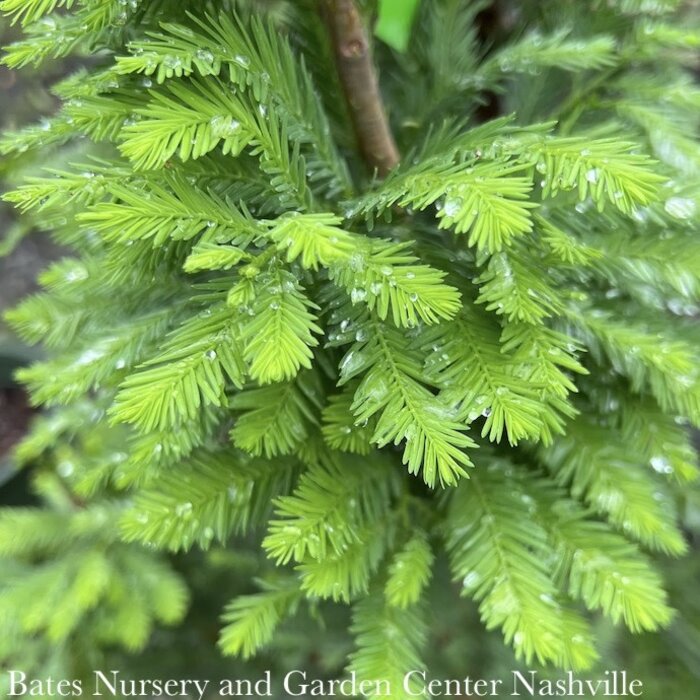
[1,0,699,694]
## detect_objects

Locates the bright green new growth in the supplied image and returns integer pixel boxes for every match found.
[1,0,699,690]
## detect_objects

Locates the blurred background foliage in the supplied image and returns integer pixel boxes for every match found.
[0,16,60,503]
[0,1,699,697]
[375,0,421,52]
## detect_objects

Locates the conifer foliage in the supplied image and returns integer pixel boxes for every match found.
[1,0,700,689]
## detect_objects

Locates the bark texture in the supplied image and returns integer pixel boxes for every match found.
[321,0,400,176]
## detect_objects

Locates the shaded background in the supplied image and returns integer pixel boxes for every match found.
[0,18,61,497]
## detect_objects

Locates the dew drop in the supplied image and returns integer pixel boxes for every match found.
[175,502,193,518]
[58,461,75,478]
[462,571,481,591]
[350,287,368,303]
[443,197,463,218]
[585,168,600,184]
[650,456,673,474]
[195,48,214,64]
[664,196,696,220]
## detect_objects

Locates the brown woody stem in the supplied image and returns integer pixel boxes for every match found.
[320,0,400,177]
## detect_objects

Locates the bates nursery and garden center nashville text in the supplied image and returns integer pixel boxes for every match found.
[6,669,645,698]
